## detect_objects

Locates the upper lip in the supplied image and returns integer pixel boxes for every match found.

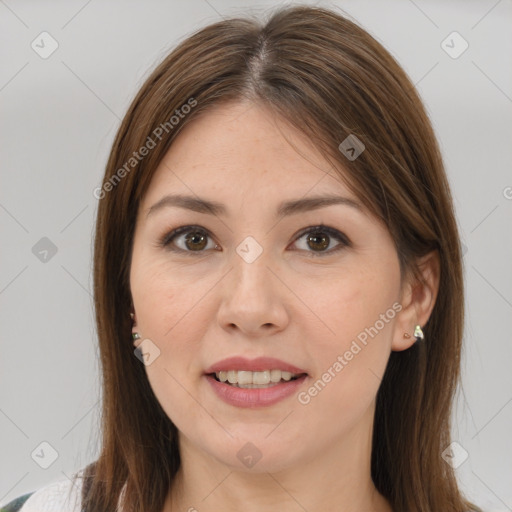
[204,356,308,375]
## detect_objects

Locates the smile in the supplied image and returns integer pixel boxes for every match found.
[212,369,304,388]
[203,356,309,407]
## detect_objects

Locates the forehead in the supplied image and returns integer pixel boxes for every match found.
[142,101,359,207]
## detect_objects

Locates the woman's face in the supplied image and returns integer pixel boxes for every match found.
[129,100,410,473]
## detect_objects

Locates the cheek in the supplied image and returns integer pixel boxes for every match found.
[130,261,212,431]
[130,251,218,365]
[300,266,397,402]
[303,265,396,345]
[131,251,210,343]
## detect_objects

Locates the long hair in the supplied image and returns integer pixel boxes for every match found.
[78,6,481,511]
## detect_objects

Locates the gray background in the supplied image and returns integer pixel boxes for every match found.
[1,0,511,510]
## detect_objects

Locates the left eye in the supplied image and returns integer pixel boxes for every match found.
[291,226,350,256]
[160,224,350,257]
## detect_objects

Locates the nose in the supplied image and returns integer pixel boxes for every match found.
[216,246,290,337]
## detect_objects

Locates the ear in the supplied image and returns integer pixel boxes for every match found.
[392,250,440,351]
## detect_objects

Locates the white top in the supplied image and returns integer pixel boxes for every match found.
[1,475,126,512]
[2,477,487,512]
[15,478,82,512]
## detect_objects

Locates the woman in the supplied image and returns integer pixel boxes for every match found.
[1,5,482,512]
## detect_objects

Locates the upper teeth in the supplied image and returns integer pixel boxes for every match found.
[216,369,300,385]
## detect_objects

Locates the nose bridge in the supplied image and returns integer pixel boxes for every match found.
[235,234,267,267]
[231,233,275,296]
[216,234,288,334]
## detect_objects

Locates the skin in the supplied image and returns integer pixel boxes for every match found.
[129,100,440,512]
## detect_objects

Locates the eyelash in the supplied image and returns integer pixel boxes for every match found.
[158,224,351,258]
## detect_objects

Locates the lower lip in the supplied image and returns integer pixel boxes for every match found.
[205,374,308,408]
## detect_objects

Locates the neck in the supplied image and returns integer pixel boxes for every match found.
[164,404,392,512]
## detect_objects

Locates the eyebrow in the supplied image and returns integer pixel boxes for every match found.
[146,193,363,218]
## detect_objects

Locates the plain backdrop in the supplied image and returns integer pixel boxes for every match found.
[1,0,511,510]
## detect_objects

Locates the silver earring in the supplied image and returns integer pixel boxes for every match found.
[413,324,424,342]
[132,332,141,341]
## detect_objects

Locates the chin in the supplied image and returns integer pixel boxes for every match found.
[203,433,307,474]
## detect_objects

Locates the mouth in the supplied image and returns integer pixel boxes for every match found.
[203,356,309,407]
[207,369,307,389]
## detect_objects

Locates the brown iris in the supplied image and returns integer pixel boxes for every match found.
[307,232,330,251]
[184,230,208,251]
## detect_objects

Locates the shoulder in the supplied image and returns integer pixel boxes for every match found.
[0,476,83,512]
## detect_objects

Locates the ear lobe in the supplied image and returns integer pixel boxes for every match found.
[132,331,142,348]
[391,250,440,352]
[130,309,141,347]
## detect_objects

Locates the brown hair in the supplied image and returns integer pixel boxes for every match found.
[79,5,481,512]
